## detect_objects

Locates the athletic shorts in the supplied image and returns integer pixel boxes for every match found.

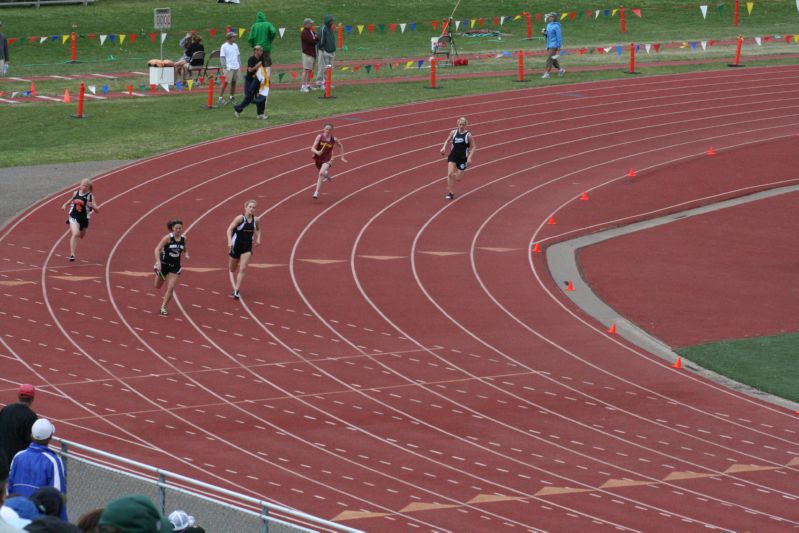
[229,241,253,259]
[67,217,89,231]
[302,53,316,71]
[223,68,241,83]
[447,154,468,170]
[158,262,182,278]
[314,155,333,170]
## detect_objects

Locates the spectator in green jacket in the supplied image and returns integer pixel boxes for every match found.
[247,11,277,77]
[315,15,336,89]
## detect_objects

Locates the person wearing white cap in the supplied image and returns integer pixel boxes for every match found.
[7,419,67,521]
[218,31,241,105]
[168,509,206,532]
[299,17,319,92]
[541,12,565,79]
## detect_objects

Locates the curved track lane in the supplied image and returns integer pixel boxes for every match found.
[1,65,798,532]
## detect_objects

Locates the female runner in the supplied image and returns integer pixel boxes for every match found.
[439,117,476,200]
[154,219,189,316]
[226,200,261,299]
[310,123,347,200]
[62,178,100,261]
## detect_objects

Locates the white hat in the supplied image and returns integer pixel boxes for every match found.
[168,510,195,531]
[31,418,55,440]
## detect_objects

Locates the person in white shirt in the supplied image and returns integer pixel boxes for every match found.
[218,32,241,105]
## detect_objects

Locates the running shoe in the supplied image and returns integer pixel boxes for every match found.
[445,192,454,200]
[312,192,319,199]
[541,72,550,79]
[68,255,75,262]
[558,68,566,76]
[234,110,240,118]
[233,290,240,300]
[159,307,168,316]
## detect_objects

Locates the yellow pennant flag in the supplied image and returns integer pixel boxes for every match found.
[470,19,476,28]
[357,24,364,34]
[746,1,754,14]
[794,34,799,43]
[238,27,246,38]
[405,60,414,69]
[560,12,568,20]
[513,15,521,21]
[187,79,194,91]
[341,66,349,71]
[612,8,618,16]
[62,34,69,44]
[119,34,126,44]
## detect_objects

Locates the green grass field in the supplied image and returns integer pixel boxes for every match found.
[2,0,798,404]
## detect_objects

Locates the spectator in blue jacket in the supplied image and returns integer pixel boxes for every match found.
[7,419,66,521]
[541,12,565,79]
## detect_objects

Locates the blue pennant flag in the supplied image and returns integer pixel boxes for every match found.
[345,25,353,33]
[616,45,623,55]
[101,84,109,96]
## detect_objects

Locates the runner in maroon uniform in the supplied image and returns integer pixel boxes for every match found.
[62,178,100,262]
[310,123,347,200]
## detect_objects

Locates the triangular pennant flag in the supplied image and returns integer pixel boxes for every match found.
[129,34,137,44]
[365,64,371,73]
[352,65,361,72]
[654,43,661,53]
[492,16,498,26]
[755,36,762,45]
[378,24,385,33]
[99,35,107,46]
[161,33,167,44]
[700,5,708,19]
[161,83,170,92]
[645,43,652,53]
[109,34,116,43]
[455,20,461,30]
[500,15,507,24]
[62,34,70,44]
[374,64,381,72]
[62,89,71,103]
[400,23,406,33]
[101,84,108,96]
[187,79,194,91]
[368,23,375,33]
[470,19,476,28]
[612,8,618,16]
[209,28,217,38]
[604,46,613,52]
[357,24,364,35]
[149,33,156,44]
[238,27,246,38]
[175,81,182,91]
[410,22,417,31]
[278,72,285,81]
[796,0,799,11]
[595,10,600,18]
[746,1,754,14]
[513,15,521,21]
[119,34,126,44]
[632,8,642,17]
[389,23,396,32]
[604,9,611,16]
[616,45,623,55]
[405,60,413,69]
[279,27,286,38]
[88,85,96,94]
[560,12,567,20]
[417,59,424,69]
[290,70,298,78]
[795,34,799,43]
[431,20,438,31]
[701,41,707,50]
[569,12,577,20]
[51,35,59,42]
[690,41,697,49]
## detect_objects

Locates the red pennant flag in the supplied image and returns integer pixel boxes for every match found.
[88,34,96,40]
[653,43,661,53]
[493,16,499,26]
[129,34,137,44]
[290,70,297,79]
[367,24,374,33]
[786,35,793,44]
[8,38,16,45]
[198,77,205,84]
[353,65,361,71]
[28,36,38,43]
[535,13,542,22]
[579,48,587,55]
[763,35,773,43]
[586,10,593,18]
[632,8,642,17]
[375,64,381,72]
[569,12,576,20]
[479,17,484,27]
[709,40,717,46]
[209,28,218,38]
[431,20,438,31]
[226,25,231,34]
[389,23,396,32]
[149,33,157,44]
[597,47,605,54]
[442,20,449,32]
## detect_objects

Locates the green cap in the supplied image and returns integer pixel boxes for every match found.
[99,496,174,533]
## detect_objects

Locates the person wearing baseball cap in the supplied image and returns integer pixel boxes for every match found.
[300,17,319,92]
[0,384,37,466]
[7,418,67,521]
[541,12,565,79]
[100,495,174,533]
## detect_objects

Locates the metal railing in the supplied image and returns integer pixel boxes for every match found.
[54,438,363,533]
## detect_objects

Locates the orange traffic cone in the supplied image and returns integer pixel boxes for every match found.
[565,280,575,291]
[672,357,682,369]
[607,323,617,334]
[62,89,71,103]
[532,243,541,253]
[547,216,556,225]
[30,82,36,96]
[579,192,589,201]
[628,168,636,177]
[707,147,716,156]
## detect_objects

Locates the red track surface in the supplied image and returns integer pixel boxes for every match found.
[1,65,798,532]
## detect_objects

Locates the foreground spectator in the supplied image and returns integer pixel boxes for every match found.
[99,496,172,533]
[30,488,64,519]
[0,452,23,532]
[0,385,37,464]
[24,515,81,533]
[1,496,39,529]
[167,510,204,533]
[74,509,101,533]
[8,420,66,521]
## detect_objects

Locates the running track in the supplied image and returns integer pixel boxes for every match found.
[1,65,798,532]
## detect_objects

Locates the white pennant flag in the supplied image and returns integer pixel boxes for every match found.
[279,27,285,38]
[455,20,461,30]
[88,85,96,94]
[700,5,708,19]
[11,91,18,98]
[161,83,170,92]
[595,10,600,18]
[701,41,707,50]
[399,23,406,33]
[39,36,47,44]
[754,36,762,45]
[645,43,652,53]
[796,0,799,11]
[160,32,167,44]
[99,35,107,46]
[604,46,613,53]
[500,16,506,25]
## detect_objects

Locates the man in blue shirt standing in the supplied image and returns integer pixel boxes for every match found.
[8,419,67,521]
[541,12,565,79]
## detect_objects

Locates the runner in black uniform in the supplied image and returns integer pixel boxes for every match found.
[62,178,100,261]
[226,200,261,299]
[153,220,189,316]
[439,117,476,200]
